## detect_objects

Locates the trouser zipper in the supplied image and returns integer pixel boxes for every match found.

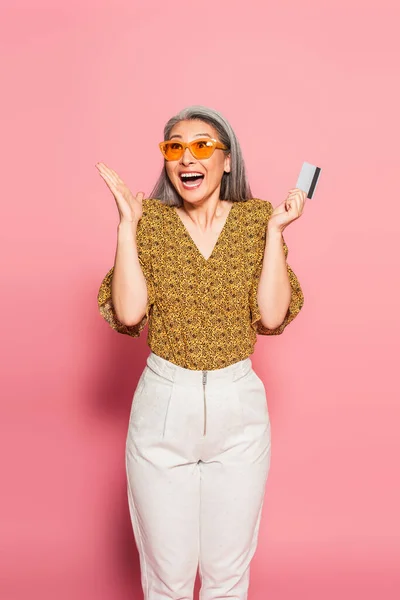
[202,371,208,436]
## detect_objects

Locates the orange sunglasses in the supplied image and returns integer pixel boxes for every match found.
[159,138,228,161]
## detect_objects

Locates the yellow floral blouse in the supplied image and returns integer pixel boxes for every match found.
[97,198,304,370]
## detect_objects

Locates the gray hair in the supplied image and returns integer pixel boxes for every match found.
[149,105,253,206]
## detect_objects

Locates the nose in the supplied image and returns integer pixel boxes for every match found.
[180,146,195,166]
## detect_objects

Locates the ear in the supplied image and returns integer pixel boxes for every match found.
[224,153,231,174]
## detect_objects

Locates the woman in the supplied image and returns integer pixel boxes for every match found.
[96,105,305,600]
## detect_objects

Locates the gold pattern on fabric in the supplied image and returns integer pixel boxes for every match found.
[97,198,304,370]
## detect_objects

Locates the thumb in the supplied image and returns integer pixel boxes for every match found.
[271,200,287,215]
[135,192,145,203]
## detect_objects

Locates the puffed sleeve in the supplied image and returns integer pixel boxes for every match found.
[249,201,304,335]
[97,200,156,338]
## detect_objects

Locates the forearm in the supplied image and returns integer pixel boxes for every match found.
[111,221,149,326]
[256,226,291,329]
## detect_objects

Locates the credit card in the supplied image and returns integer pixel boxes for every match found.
[296,161,321,198]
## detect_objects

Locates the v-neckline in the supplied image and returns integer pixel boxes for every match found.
[172,201,236,263]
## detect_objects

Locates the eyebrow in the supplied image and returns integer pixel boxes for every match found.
[168,133,212,140]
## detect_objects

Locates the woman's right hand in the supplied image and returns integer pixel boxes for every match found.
[95,162,144,225]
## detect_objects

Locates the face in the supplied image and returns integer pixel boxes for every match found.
[164,119,231,205]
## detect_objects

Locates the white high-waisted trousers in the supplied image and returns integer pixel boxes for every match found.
[125,351,272,600]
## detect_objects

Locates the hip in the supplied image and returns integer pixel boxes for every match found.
[127,352,270,443]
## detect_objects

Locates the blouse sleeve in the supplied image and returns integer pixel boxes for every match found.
[97,200,156,338]
[249,202,304,336]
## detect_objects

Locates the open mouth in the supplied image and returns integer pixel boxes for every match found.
[179,172,204,189]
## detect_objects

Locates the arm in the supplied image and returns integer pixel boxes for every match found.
[95,164,155,336]
[249,193,305,336]
[256,226,291,330]
[111,220,149,326]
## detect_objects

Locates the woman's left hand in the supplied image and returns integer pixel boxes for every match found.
[267,188,307,233]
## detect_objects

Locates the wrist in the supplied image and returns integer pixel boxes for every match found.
[117,220,138,240]
[266,224,284,238]
[118,219,138,232]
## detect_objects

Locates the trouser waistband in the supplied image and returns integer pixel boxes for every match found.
[146,352,253,385]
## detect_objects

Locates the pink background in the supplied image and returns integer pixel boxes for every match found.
[1,1,399,599]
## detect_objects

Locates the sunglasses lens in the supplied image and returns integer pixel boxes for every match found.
[162,142,184,160]
[160,139,220,160]
[191,140,215,159]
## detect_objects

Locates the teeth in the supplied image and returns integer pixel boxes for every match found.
[180,173,203,178]
[184,180,202,186]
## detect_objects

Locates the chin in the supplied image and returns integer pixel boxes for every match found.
[181,192,208,204]
[175,187,208,205]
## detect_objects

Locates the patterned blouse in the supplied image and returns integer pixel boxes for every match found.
[97,197,304,370]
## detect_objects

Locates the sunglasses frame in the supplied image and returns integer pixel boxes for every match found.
[159,137,228,161]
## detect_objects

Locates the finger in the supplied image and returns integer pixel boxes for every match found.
[102,169,120,189]
[288,188,306,199]
[287,191,299,201]
[97,168,110,181]
[287,190,306,209]
[97,163,120,185]
[97,164,115,181]
[106,166,124,183]
[291,190,305,200]
[96,162,110,172]
[98,169,113,183]
[100,164,126,186]
[286,197,301,217]
[297,191,306,209]
[98,170,117,192]
[297,189,307,203]
[292,187,306,196]
[285,199,294,212]
[296,197,305,216]
[293,195,302,213]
